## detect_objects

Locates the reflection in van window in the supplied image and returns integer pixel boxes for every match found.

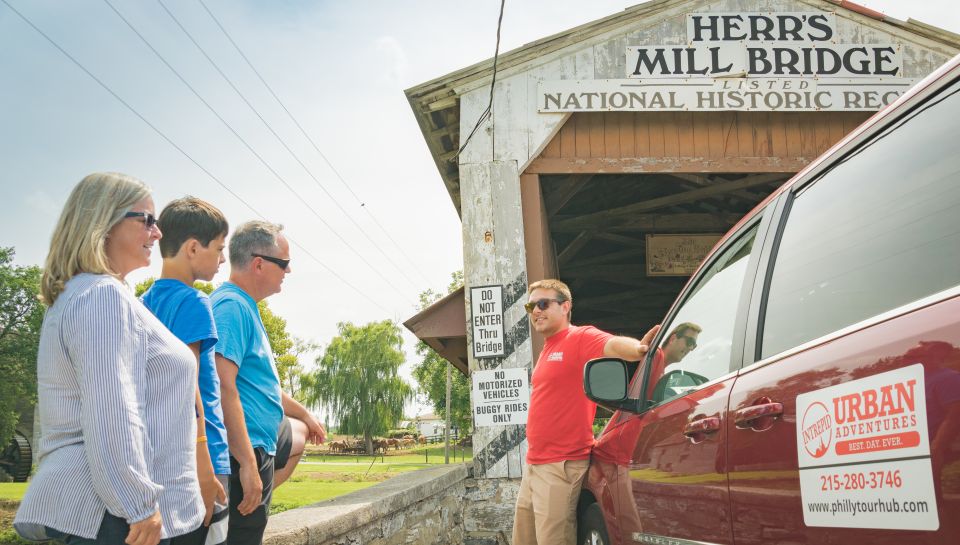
[636,225,758,405]
[761,84,960,359]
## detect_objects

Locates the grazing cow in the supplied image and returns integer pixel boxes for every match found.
[387,438,400,450]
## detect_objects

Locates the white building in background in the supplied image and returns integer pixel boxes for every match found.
[402,413,447,437]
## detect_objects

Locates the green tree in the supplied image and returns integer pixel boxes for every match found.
[0,248,44,447]
[134,278,214,296]
[303,320,413,454]
[278,337,320,402]
[411,271,471,434]
[258,300,294,383]
[447,271,464,293]
[134,278,154,297]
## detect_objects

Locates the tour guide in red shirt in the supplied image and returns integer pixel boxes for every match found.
[513,279,660,545]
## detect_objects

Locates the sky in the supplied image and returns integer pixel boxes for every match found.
[1,0,958,418]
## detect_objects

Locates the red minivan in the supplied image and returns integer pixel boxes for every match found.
[579,53,960,545]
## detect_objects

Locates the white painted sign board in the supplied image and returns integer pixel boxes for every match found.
[472,368,530,427]
[795,364,939,530]
[538,77,915,112]
[539,12,917,113]
[470,285,506,359]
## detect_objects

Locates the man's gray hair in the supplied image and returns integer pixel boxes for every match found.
[229,220,284,268]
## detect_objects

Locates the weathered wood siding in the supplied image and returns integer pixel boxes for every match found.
[535,111,871,166]
[460,161,530,480]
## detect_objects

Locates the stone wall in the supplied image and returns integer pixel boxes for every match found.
[463,476,520,545]
[261,464,519,545]
[264,464,468,545]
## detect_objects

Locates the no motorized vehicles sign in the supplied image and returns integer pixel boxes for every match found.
[472,368,529,427]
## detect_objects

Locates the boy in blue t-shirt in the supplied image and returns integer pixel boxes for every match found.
[141,197,230,545]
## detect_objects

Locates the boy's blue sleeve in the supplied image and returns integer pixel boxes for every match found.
[213,299,248,367]
[170,292,218,352]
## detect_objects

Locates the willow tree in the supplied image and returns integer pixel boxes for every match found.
[304,320,413,454]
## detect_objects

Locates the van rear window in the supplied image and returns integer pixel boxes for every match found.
[761,81,960,359]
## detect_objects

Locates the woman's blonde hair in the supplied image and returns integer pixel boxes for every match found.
[41,172,151,305]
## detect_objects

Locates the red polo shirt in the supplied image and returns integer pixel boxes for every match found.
[526,325,612,465]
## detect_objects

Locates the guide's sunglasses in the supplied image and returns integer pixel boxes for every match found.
[677,335,698,350]
[524,298,562,313]
[252,253,290,270]
[123,211,158,229]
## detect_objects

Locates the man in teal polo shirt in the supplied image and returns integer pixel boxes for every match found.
[212,221,325,545]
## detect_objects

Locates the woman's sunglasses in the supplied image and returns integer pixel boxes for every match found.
[124,211,158,229]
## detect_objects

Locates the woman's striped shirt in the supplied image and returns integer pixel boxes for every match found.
[15,273,204,540]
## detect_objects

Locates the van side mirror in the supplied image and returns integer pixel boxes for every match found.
[583,358,640,413]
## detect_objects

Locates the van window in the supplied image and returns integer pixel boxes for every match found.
[761,82,960,359]
[633,224,758,406]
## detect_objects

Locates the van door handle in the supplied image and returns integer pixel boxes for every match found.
[683,417,721,440]
[735,402,783,430]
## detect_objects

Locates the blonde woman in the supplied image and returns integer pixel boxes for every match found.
[15,173,204,545]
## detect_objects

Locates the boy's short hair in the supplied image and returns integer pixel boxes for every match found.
[157,197,229,258]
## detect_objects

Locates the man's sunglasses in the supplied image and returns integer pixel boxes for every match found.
[252,253,290,270]
[524,298,562,313]
[124,211,158,229]
[677,335,697,350]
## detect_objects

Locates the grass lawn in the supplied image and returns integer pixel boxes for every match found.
[0,486,26,502]
[0,499,27,545]
[0,445,472,538]
[271,481,375,514]
[0,480,378,534]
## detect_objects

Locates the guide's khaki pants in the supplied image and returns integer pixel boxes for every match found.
[512,459,590,545]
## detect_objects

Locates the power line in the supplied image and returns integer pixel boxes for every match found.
[456,0,506,158]
[0,0,391,314]
[156,0,424,292]
[196,0,433,286]
[100,0,415,304]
